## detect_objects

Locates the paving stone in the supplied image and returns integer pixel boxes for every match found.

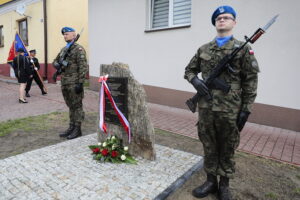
[0,133,201,199]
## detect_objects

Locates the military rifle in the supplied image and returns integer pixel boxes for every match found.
[52,29,83,81]
[186,15,279,113]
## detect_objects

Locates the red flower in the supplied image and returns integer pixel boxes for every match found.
[101,149,109,156]
[111,151,118,158]
[92,148,100,154]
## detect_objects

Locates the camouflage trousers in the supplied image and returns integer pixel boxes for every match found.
[198,108,240,178]
[61,85,84,126]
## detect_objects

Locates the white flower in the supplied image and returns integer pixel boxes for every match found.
[97,142,102,146]
[121,155,126,160]
[124,146,128,151]
[102,142,107,147]
[111,136,116,140]
[112,144,117,150]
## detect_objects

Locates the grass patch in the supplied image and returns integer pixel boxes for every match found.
[0,112,68,137]
[237,150,296,169]
[265,192,278,199]
[255,177,264,183]
[155,128,173,135]
[155,128,196,140]
[294,188,300,195]
[84,79,90,87]
[0,111,98,137]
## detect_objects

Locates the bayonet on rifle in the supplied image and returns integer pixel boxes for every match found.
[186,15,279,113]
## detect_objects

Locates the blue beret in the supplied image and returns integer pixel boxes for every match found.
[211,5,236,26]
[61,27,75,34]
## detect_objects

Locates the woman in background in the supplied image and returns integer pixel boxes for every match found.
[13,48,32,103]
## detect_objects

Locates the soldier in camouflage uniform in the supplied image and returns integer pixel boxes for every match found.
[184,6,259,200]
[53,27,88,140]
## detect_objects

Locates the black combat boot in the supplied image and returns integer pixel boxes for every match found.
[219,176,232,200]
[59,123,75,137]
[192,173,218,198]
[67,124,82,139]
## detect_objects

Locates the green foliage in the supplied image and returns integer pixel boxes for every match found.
[255,177,263,183]
[294,188,300,195]
[83,79,89,87]
[88,135,137,164]
[265,192,278,199]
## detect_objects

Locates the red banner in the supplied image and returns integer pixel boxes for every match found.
[7,41,15,63]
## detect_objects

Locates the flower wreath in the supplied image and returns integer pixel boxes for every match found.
[89,135,137,164]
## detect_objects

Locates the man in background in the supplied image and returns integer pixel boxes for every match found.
[25,49,47,97]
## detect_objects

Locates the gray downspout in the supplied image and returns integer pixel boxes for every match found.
[43,0,48,80]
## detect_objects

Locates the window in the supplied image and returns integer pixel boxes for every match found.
[150,0,191,30]
[0,26,4,47]
[18,19,28,45]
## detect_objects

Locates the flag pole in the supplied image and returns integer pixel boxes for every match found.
[30,60,48,93]
[16,32,48,93]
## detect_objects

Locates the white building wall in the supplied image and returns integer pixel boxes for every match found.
[89,0,300,110]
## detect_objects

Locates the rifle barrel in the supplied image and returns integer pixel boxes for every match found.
[250,28,265,43]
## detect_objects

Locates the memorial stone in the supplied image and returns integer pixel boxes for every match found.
[98,62,156,160]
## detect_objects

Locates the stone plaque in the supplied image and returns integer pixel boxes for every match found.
[104,77,128,125]
[99,63,156,160]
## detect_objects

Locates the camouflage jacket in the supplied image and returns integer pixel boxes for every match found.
[54,43,88,86]
[184,37,259,113]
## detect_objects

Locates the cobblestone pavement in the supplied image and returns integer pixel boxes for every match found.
[0,133,201,200]
[0,81,98,122]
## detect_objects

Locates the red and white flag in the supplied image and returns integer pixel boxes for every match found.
[7,41,16,63]
[98,75,131,143]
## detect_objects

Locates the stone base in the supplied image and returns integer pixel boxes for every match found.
[0,133,203,199]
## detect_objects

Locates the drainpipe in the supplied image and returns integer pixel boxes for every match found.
[43,0,48,80]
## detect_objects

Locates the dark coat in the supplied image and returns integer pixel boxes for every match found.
[13,55,32,83]
[30,57,40,70]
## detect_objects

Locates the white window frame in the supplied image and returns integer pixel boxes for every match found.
[148,0,191,31]
[18,18,28,46]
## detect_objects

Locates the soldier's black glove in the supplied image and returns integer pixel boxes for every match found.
[53,61,60,70]
[191,76,209,96]
[75,83,83,94]
[237,111,250,131]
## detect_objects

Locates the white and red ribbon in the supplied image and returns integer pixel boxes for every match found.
[98,75,131,143]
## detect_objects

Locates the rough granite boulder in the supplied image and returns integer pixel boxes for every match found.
[98,62,156,160]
